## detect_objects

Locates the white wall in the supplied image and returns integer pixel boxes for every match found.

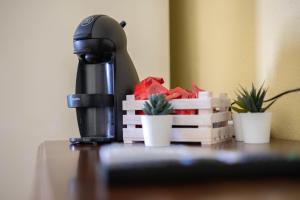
[170,0,255,96]
[256,0,300,140]
[0,0,169,199]
[256,0,300,84]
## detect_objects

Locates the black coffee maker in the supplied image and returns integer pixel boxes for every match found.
[67,15,139,144]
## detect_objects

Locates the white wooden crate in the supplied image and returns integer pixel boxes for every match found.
[122,92,234,145]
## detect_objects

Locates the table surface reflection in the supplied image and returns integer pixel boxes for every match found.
[33,139,300,200]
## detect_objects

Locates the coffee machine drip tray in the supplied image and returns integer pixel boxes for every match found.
[69,136,114,145]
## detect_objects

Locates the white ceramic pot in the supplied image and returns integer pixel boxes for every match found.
[232,113,243,141]
[240,112,272,144]
[141,115,173,147]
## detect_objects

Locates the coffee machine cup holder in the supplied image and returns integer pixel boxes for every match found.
[67,94,114,108]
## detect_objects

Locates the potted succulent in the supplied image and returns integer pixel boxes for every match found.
[141,94,173,147]
[232,84,300,144]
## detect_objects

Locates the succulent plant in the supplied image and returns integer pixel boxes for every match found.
[143,94,173,115]
[232,83,300,113]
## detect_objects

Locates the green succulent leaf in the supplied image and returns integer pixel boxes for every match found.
[143,101,153,115]
[261,99,277,112]
[251,83,257,102]
[233,100,246,110]
[232,83,300,113]
[264,88,300,102]
[160,108,173,115]
[143,94,173,115]
[231,106,247,113]
[232,83,268,113]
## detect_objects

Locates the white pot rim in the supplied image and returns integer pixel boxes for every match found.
[141,115,173,118]
[238,112,272,115]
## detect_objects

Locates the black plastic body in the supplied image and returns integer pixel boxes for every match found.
[67,15,139,143]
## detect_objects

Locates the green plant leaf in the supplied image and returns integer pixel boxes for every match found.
[156,99,168,113]
[264,88,300,102]
[255,84,264,111]
[250,83,257,102]
[233,83,269,112]
[256,83,264,100]
[236,97,249,110]
[143,101,153,115]
[250,95,258,112]
[257,89,267,111]
[151,107,158,115]
[238,95,252,111]
[239,85,250,97]
[261,99,277,112]
[159,107,173,115]
[231,106,247,113]
[143,94,173,115]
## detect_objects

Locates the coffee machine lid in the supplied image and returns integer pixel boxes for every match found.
[73,15,127,51]
[73,15,103,40]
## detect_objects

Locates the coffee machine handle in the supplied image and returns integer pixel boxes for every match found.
[67,94,114,108]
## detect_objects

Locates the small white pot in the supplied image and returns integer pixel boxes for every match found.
[232,113,243,141]
[240,112,272,144]
[141,115,173,147]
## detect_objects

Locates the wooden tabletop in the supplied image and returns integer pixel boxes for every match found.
[33,139,300,200]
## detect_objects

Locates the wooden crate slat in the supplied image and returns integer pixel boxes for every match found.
[124,114,212,126]
[123,128,211,142]
[211,98,231,108]
[172,127,212,139]
[211,112,231,123]
[123,97,230,111]
[123,127,212,137]
[123,98,212,110]
[126,95,135,100]
[123,111,231,126]
[123,126,231,144]
[212,126,230,139]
